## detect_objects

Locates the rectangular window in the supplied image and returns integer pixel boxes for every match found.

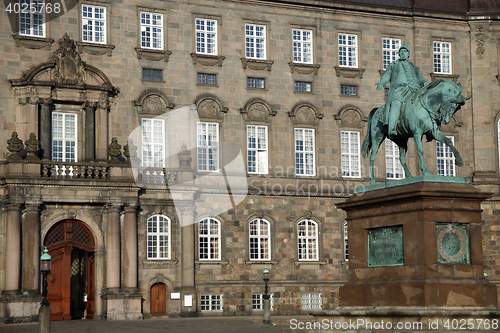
[433,41,451,74]
[343,222,348,261]
[295,128,315,176]
[247,77,265,89]
[195,18,217,55]
[142,68,163,81]
[200,294,223,312]
[141,118,164,168]
[382,37,401,70]
[245,23,266,59]
[341,131,361,178]
[82,4,106,44]
[52,112,77,162]
[295,81,312,93]
[301,293,322,310]
[437,136,455,176]
[197,122,219,172]
[385,139,404,179]
[338,33,357,67]
[247,125,268,174]
[197,73,217,85]
[340,84,357,96]
[252,293,274,311]
[140,12,163,50]
[19,0,45,37]
[292,28,313,64]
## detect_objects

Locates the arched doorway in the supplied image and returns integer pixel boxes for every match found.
[150,283,167,316]
[44,220,95,320]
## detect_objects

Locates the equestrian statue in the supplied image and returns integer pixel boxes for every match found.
[362,41,470,184]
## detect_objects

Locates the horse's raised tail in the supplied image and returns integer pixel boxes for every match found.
[361,107,378,158]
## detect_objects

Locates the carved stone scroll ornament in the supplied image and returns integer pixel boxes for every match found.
[289,62,320,75]
[196,98,227,119]
[50,33,85,85]
[334,66,365,79]
[240,100,276,123]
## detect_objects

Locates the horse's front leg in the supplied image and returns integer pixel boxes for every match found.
[433,130,463,167]
[414,133,430,175]
[369,140,379,185]
[397,139,412,178]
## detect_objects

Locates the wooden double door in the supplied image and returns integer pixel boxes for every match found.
[44,220,95,320]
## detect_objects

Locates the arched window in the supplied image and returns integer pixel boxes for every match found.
[147,215,170,259]
[249,219,270,260]
[199,218,221,260]
[297,220,318,261]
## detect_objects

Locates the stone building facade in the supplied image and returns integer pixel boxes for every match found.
[0,0,499,322]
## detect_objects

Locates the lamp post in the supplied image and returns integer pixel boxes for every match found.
[262,266,272,325]
[39,247,51,333]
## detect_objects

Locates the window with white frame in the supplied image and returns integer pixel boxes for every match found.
[82,4,106,44]
[433,41,451,74]
[195,18,217,55]
[385,139,404,179]
[343,221,348,261]
[19,0,45,37]
[141,118,164,168]
[382,37,401,70]
[52,112,77,162]
[341,131,361,178]
[252,293,274,311]
[338,33,357,67]
[295,128,315,176]
[247,125,268,174]
[293,28,313,64]
[200,294,223,312]
[301,293,322,310]
[147,215,170,260]
[140,12,163,50]
[197,122,219,172]
[199,218,221,260]
[436,136,455,176]
[249,219,270,260]
[298,220,318,261]
[245,23,266,59]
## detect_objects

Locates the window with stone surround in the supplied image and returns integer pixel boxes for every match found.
[382,37,401,70]
[295,81,312,93]
[195,18,217,55]
[293,28,313,64]
[141,118,165,168]
[140,11,163,50]
[245,23,266,59]
[19,0,45,37]
[197,122,219,172]
[297,220,318,261]
[82,4,106,44]
[338,33,357,68]
[200,294,223,312]
[433,41,452,74]
[147,215,170,260]
[340,130,361,178]
[385,139,404,180]
[301,292,322,310]
[252,293,274,311]
[436,136,455,176]
[343,221,348,261]
[295,128,315,176]
[249,219,270,260]
[247,125,268,174]
[198,218,221,261]
[52,112,77,162]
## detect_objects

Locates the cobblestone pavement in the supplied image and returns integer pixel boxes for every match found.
[0,317,297,333]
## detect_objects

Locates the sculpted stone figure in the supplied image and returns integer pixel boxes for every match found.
[376,41,429,137]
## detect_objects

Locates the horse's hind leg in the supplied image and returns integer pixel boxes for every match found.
[369,132,384,184]
[397,139,412,178]
[434,130,463,167]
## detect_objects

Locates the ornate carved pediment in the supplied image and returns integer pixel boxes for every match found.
[334,106,367,128]
[241,58,274,71]
[134,91,174,115]
[50,33,85,85]
[334,66,365,79]
[136,48,172,62]
[288,62,320,75]
[191,53,225,67]
[240,99,276,123]
[195,95,227,120]
[289,103,323,126]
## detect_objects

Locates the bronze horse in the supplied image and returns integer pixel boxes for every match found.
[362,79,470,184]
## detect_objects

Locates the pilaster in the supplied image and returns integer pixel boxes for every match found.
[3,204,22,295]
[21,204,41,294]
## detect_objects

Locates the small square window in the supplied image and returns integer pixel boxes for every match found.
[247,77,265,89]
[295,81,312,93]
[143,68,163,81]
[198,73,217,85]
[340,85,357,96]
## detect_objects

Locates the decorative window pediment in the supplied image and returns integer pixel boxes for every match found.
[240,99,276,123]
[134,91,174,115]
[288,103,322,126]
[334,106,367,129]
[195,95,227,121]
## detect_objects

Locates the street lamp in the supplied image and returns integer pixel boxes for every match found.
[39,247,51,333]
[262,267,272,325]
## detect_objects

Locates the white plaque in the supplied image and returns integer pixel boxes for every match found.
[184,294,193,307]
[171,292,180,300]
